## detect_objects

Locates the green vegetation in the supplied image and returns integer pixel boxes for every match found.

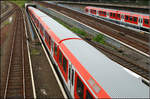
[70,27,87,36]
[52,15,106,44]
[4,20,10,26]
[1,17,12,28]
[11,0,28,7]
[55,18,71,29]
[53,17,87,37]
[93,34,105,44]
[31,49,40,55]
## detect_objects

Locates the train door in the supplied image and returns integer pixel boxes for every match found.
[121,14,124,22]
[139,17,142,27]
[68,63,75,97]
[96,10,98,16]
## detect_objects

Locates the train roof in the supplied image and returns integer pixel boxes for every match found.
[85,6,149,19]
[62,40,149,98]
[42,17,80,40]
[28,7,149,98]
[28,7,80,43]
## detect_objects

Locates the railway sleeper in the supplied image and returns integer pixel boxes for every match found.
[11,66,22,68]
[9,73,23,77]
[10,69,22,72]
[6,92,23,97]
[8,79,23,82]
[6,95,24,98]
[9,78,23,81]
[7,85,23,89]
[8,84,23,88]
[11,65,22,67]
[11,68,23,71]
[12,57,22,61]
[9,74,23,77]
[9,73,23,76]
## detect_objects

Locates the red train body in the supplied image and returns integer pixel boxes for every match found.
[27,6,149,98]
[85,6,150,31]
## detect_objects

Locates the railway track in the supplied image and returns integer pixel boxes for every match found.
[3,5,34,98]
[37,2,149,55]
[0,3,17,24]
[1,3,8,14]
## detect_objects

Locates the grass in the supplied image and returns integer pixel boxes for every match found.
[50,14,107,45]
[1,17,13,28]
[70,27,87,36]
[31,49,40,55]
[4,21,10,26]
[53,17,87,37]
[54,18,71,29]
[11,0,28,7]
[93,34,105,44]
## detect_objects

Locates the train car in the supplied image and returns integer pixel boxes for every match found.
[28,6,149,98]
[85,6,150,32]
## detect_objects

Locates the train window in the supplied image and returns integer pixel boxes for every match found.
[93,10,96,14]
[125,16,129,20]
[42,25,44,31]
[43,29,46,36]
[90,9,95,14]
[38,22,40,28]
[68,65,71,80]
[103,12,106,16]
[54,43,57,56]
[86,90,93,99]
[47,34,50,44]
[98,11,102,15]
[117,14,120,18]
[90,9,92,13]
[47,34,49,41]
[110,13,112,16]
[129,16,133,21]
[45,31,48,41]
[59,50,62,65]
[40,24,42,28]
[85,9,88,12]
[71,70,74,85]
[51,40,54,51]
[76,77,84,98]
[63,56,67,73]
[113,13,115,17]
[48,35,51,46]
[133,17,137,22]
[141,19,143,23]
[144,19,149,24]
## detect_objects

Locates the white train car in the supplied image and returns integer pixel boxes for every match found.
[28,6,149,98]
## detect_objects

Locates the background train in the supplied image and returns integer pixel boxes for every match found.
[85,6,150,32]
[27,6,149,98]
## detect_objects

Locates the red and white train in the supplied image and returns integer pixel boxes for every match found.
[85,6,150,32]
[27,6,149,98]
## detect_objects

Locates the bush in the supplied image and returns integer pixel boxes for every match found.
[93,34,105,44]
